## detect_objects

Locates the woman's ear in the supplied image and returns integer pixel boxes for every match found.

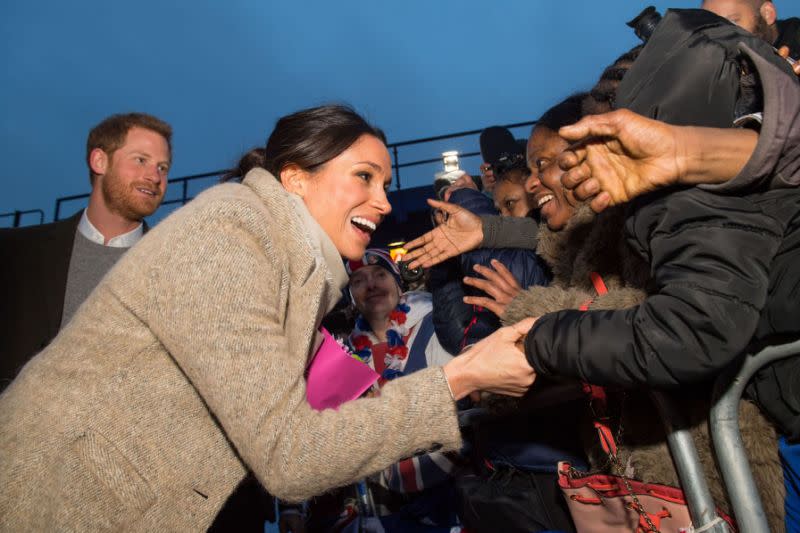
[280,164,309,197]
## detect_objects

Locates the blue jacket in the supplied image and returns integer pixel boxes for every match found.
[430,188,550,354]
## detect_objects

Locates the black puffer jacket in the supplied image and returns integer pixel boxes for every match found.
[525,16,800,438]
[430,188,550,354]
[525,185,800,438]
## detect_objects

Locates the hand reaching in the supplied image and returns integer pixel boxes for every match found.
[463,259,522,318]
[557,109,684,213]
[403,199,483,269]
[443,317,536,399]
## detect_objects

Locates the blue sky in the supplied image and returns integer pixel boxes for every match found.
[3,1,798,225]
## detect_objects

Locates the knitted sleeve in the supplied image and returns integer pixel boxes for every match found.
[145,191,462,502]
[480,214,539,250]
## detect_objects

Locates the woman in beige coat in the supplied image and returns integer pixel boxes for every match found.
[0,105,535,531]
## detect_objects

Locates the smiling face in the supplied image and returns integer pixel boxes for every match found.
[494,170,533,218]
[91,126,171,221]
[525,125,575,231]
[285,134,392,260]
[349,265,401,323]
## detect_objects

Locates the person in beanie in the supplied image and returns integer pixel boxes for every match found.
[347,248,451,384]
[342,248,464,532]
[478,125,526,196]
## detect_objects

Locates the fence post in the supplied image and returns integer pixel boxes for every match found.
[392,145,401,190]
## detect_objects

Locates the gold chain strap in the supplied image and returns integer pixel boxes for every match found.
[607,450,661,533]
[596,392,662,533]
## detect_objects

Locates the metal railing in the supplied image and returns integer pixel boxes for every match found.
[5,120,537,227]
[0,209,45,228]
[387,120,536,190]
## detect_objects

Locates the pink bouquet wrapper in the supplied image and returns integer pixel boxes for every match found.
[306,327,379,410]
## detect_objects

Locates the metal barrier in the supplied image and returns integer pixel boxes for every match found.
[710,340,800,533]
[4,120,536,227]
[656,340,800,532]
[387,120,537,190]
[652,392,729,532]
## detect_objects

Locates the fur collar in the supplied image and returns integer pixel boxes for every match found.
[503,203,650,326]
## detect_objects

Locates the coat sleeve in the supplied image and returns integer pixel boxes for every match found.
[480,215,539,250]
[700,44,800,193]
[525,189,784,388]
[144,196,462,502]
[429,259,475,354]
[460,246,550,290]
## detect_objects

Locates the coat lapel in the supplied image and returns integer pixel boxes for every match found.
[242,169,331,364]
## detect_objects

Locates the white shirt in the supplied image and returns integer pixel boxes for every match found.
[77,209,144,248]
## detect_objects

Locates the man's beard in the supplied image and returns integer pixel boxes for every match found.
[752,12,773,44]
[101,170,162,221]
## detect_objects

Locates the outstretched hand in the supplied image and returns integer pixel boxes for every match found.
[557,109,684,213]
[443,317,537,400]
[403,199,483,269]
[463,259,522,318]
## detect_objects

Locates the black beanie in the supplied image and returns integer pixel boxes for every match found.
[479,126,523,167]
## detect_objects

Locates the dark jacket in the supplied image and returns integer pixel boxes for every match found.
[506,17,798,528]
[430,188,549,354]
[526,33,800,440]
[0,211,151,392]
[504,200,787,529]
[526,186,800,403]
[0,212,81,390]
[520,187,800,533]
[776,17,800,59]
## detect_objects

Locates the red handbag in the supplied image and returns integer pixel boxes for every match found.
[558,460,736,533]
[560,381,735,532]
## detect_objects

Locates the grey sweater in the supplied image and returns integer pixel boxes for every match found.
[60,231,128,328]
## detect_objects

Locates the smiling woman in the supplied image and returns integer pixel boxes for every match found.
[285,134,392,260]
[0,104,537,531]
[525,93,585,231]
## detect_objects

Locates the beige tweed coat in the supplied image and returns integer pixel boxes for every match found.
[0,169,462,531]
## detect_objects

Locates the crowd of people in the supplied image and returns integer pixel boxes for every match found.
[1,2,799,532]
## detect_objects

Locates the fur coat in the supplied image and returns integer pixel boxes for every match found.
[501,204,785,531]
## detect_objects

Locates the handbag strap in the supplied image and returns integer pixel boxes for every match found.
[580,272,617,455]
[579,273,661,533]
[578,271,610,311]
